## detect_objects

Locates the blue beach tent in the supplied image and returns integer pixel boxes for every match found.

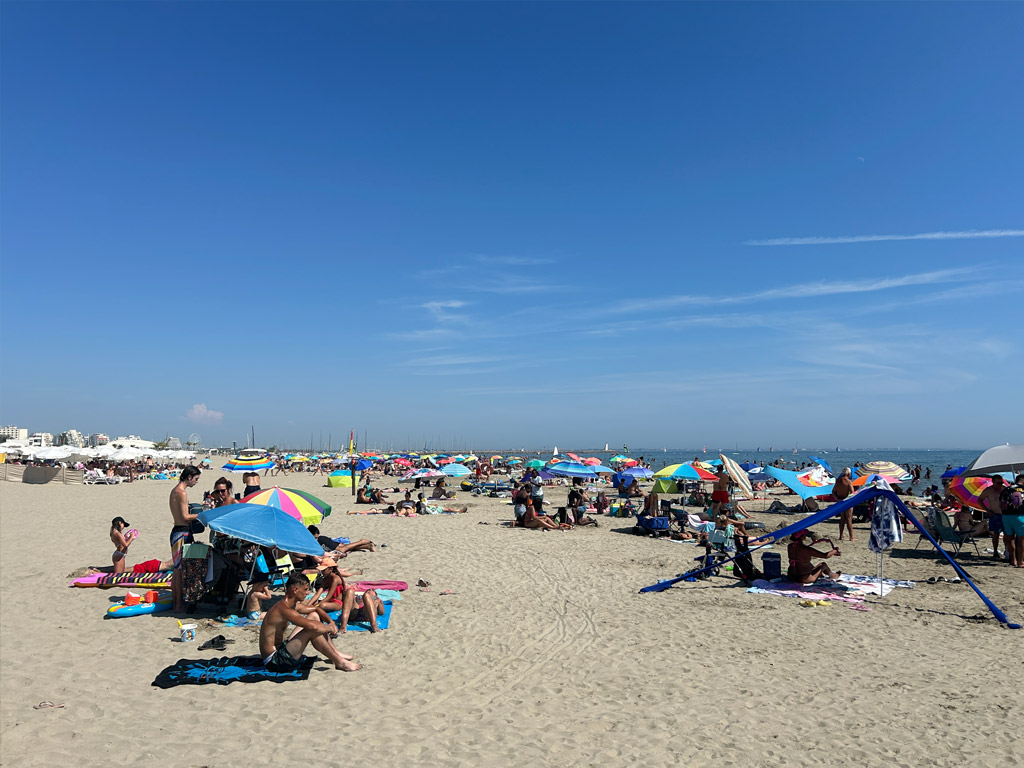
[639,486,1019,629]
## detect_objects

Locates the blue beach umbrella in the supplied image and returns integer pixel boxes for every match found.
[197,503,323,556]
[441,463,472,476]
[941,466,966,479]
[620,466,654,479]
[546,461,598,479]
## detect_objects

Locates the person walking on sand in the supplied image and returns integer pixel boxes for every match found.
[834,468,856,541]
[168,465,202,611]
[260,571,360,671]
[997,475,1024,568]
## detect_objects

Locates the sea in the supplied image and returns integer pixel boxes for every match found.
[616,448,983,488]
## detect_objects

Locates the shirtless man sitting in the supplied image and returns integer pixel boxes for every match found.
[259,571,361,672]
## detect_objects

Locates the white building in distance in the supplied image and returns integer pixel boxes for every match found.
[166,437,182,450]
[0,426,29,443]
[88,433,110,447]
[28,432,54,447]
[110,435,155,449]
[56,429,85,447]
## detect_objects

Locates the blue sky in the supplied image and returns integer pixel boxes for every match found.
[2,2,1021,451]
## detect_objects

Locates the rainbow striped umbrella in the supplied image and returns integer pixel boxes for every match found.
[239,486,332,525]
[222,456,275,472]
[948,475,993,512]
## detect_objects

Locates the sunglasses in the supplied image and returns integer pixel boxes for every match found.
[214,488,228,493]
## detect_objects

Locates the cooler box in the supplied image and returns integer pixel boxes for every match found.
[761,551,782,580]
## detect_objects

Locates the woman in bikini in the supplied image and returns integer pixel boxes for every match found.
[311,563,385,633]
[109,516,136,573]
[786,529,841,583]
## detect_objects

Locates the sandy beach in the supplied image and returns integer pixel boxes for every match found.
[1,473,1021,767]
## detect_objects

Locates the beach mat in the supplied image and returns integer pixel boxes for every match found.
[71,571,173,588]
[351,580,407,592]
[152,655,314,687]
[327,600,392,632]
[746,579,875,602]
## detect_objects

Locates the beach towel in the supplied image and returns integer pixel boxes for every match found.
[71,571,172,588]
[837,573,914,595]
[326,600,393,631]
[350,580,408,592]
[151,655,314,688]
[746,579,872,602]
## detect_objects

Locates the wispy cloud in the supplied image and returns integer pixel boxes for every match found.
[474,255,555,266]
[746,229,1024,246]
[407,354,505,367]
[612,268,972,313]
[421,300,472,323]
[468,275,564,294]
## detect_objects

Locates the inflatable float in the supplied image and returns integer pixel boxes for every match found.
[106,592,173,618]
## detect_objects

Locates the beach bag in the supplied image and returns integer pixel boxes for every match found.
[1000,483,1024,515]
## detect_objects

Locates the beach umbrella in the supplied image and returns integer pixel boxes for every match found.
[857,461,911,481]
[963,444,1024,477]
[739,462,760,471]
[719,454,754,499]
[197,503,323,556]
[490,455,503,461]
[941,466,967,479]
[546,461,597,479]
[393,458,413,467]
[239,486,332,525]
[582,457,601,465]
[506,459,522,465]
[566,452,583,463]
[948,475,994,512]
[589,464,616,474]
[222,456,275,472]
[524,459,546,469]
[852,473,905,488]
[620,466,654,479]
[665,463,718,481]
[441,463,471,476]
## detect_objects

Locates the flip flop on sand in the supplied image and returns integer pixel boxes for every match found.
[34,701,65,710]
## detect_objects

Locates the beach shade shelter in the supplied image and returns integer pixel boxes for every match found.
[764,465,835,499]
[546,461,598,479]
[719,454,754,499]
[739,462,760,472]
[525,459,545,469]
[963,444,1024,477]
[856,461,911,481]
[652,478,679,494]
[239,487,332,526]
[639,486,1020,630]
[197,503,323,557]
[401,468,445,481]
[808,455,834,475]
[441,463,471,477]
[222,456,275,473]
[941,466,967,479]
[948,475,995,512]
[327,471,357,488]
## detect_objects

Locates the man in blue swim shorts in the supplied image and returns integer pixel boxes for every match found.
[259,571,361,672]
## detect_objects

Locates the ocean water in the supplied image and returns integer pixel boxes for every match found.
[622,448,984,486]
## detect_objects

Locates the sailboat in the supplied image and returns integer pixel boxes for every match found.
[553,446,559,456]
[604,443,609,452]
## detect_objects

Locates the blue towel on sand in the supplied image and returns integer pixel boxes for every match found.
[327,600,392,631]
[151,655,314,687]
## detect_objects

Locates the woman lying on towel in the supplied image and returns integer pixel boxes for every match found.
[416,494,467,515]
[787,529,841,583]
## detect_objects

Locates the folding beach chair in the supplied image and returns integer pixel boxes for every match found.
[932,509,980,558]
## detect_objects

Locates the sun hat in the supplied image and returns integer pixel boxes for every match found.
[792,528,810,540]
